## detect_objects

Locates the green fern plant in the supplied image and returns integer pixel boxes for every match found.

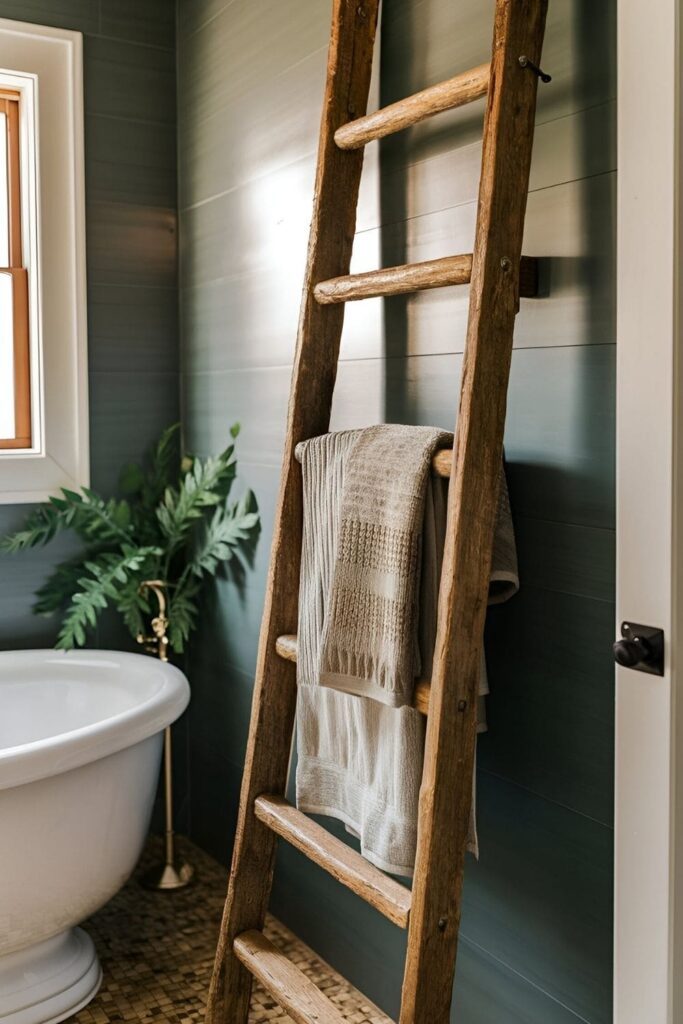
[1,423,260,653]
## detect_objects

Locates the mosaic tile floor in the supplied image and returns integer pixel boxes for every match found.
[73,836,389,1023]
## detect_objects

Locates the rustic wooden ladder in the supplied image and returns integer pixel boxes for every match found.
[206,1,548,1021]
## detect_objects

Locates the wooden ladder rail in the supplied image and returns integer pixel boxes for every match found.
[206,1,548,1022]
[399,1,548,1020]
[205,2,381,1021]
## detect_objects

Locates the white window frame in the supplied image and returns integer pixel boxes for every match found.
[0,19,88,503]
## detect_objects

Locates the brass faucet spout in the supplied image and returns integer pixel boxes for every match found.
[137,579,170,662]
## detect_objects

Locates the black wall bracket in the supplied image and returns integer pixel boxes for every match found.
[613,621,665,676]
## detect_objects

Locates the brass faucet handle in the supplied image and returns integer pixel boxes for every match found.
[151,613,169,639]
[136,632,169,661]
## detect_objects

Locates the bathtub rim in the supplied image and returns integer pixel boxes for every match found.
[0,649,190,792]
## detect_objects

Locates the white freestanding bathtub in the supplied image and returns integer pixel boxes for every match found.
[0,649,190,1024]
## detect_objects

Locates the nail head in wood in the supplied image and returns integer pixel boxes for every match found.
[518,54,552,83]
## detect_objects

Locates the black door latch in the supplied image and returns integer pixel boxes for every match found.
[613,621,664,676]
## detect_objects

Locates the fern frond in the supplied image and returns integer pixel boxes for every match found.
[1,503,67,552]
[56,545,161,650]
[66,489,133,544]
[119,461,145,497]
[190,493,259,579]
[156,446,238,554]
[142,422,181,509]
[115,578,152,639]
[167,577,200,654]
[0,486,131,552]
[33,554,98,616]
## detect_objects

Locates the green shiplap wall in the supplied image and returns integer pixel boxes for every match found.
[177,2,616,1022]
[0,0,179,651]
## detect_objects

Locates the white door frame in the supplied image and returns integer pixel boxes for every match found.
[615,0,682,1021]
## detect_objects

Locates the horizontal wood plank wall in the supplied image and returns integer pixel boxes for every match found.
[0,0,179,655]
[178,0,615,1021]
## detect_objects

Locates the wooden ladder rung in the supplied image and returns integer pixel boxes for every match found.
[255,795,412,928]
[233,929,351,1024]
[284,446,447,482]
[314,254,539,304]
[334,62,490,150]
[275,635,432,716]
[431,448,452,478]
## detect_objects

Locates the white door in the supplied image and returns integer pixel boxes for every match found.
[615,1,682,1021]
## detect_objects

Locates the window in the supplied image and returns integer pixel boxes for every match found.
[0,90,31,449]
[0,20,88,504]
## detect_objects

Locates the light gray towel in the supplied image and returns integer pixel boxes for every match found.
[295,427,518,876]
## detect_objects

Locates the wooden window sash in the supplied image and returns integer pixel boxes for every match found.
[1,94,21,268]
[0,268,30,448]
[0,93,30,450]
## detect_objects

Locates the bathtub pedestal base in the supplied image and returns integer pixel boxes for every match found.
[0,928,102,1024]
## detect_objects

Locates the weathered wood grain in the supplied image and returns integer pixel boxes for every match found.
[209,0,549,1020]
[274,633,299,663]
[413,680,431,716]
[233,930,349,1024]
[399,2,549,1022]
[334,62,490,150]
[314,254,538,304]
[205,3,380,1022]
[255,795,412,928]
[431,449,453,478]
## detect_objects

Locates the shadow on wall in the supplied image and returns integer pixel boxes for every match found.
[366,0,616,1022]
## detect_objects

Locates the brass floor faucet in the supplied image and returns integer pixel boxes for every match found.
[137,580,194,891]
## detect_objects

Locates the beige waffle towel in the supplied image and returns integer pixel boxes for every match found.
[295,426,518,876]
[319,425,517,705]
